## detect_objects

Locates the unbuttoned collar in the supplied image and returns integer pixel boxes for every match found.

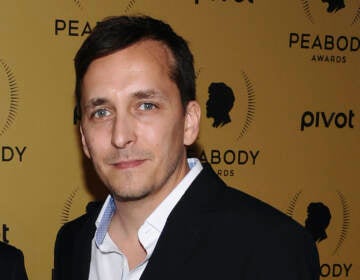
[94,158,203,247]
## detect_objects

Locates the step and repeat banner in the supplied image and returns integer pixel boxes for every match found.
[0,1,358,279]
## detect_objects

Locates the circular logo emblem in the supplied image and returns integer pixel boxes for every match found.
[286,189,350,255]
[198,69,256,146]
[72,0,137,14]
[300,0,360,26]
[0,60,19,136]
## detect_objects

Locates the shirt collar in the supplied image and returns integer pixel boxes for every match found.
[145,158,202,232]
[94,158,203,247]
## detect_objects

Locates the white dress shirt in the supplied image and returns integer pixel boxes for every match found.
[88,158,203,280]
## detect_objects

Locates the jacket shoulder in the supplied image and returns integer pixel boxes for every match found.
[0,241,24,260]
[56,201,103,241]
[220,186,304,231]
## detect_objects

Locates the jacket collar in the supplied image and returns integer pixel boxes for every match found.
[140,163,225,280]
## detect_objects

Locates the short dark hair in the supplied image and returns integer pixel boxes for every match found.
[74,15,196,119]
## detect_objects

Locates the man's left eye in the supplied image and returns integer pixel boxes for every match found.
[139,103,156,111]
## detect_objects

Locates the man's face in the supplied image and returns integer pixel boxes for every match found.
[80,40,200,202]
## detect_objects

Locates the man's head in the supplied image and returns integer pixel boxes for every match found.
[75,15,196,119]
[76,16,200,202]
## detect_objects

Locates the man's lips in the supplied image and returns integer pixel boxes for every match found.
[111,159,146,169]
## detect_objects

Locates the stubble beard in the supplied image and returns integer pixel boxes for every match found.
[107,149,185,203]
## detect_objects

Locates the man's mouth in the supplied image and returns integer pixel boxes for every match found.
[112,159,147,169]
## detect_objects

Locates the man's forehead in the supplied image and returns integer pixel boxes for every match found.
[87,39,175,72]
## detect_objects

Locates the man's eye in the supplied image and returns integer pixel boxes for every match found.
[139,103,156,111]
[93,109,110,118]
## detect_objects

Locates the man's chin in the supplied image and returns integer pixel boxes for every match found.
[111,189,151,202]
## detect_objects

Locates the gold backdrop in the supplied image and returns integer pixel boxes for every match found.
[0,1,358,279]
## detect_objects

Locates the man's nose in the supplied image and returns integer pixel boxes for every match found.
[111,114,136,148]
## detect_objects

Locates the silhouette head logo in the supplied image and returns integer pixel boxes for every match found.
[322,0,345,13]
[305,202,332,242]
[206,82,235,128]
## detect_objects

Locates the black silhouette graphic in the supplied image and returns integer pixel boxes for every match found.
[305,202,332,242]
[206,82,235,128]
[322,0,345,13]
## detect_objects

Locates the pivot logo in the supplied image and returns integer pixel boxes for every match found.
[54,1,137,37]
[199,71,259,177]
[0,224,10,243]
[195,0,253,4]
[287,190,353,278]
[300,110,355,131]
[0,59,19,137]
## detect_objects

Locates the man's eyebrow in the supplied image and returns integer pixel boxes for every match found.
[133,89,168,100]
[84,98,109,109]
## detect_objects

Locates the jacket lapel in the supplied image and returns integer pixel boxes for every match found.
[71,202,101,280]
[140,164,225,280]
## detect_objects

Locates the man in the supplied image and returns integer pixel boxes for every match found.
[0,242,28,280]
[54,15,319,280]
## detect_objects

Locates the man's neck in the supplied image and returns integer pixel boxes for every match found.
[108,198,157,270]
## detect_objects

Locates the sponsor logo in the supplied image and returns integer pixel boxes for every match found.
[204,71,256,139]
[60,181,107,224]
[0,224,10,243]
[0,60,26,162]
[300,110,356,131]
[198,71,258,177]
[71,0,137,12]
[322,0,345,13]
[55,19,94,36]
[287,190,353,278]
[54,1,136,37]
[206,82,235,128]
[61,187,79,224]
[1,146,27,162]
[73,0,83,10]
[0,59,19,137]
[291,1,360,63]
[301,0,360,25]
[305,202,331,243]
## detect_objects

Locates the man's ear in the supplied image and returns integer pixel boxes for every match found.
[184,101,201,146]
[80,125,91,159]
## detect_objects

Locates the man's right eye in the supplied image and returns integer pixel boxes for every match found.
[92,109,110,118]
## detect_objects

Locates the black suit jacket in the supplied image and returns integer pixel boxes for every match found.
[0,242,28,280]
[54,164,320,279]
